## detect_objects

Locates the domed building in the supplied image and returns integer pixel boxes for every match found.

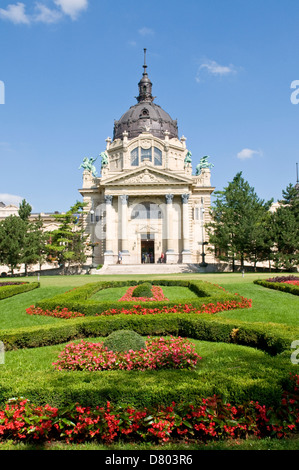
[79,50,215,267]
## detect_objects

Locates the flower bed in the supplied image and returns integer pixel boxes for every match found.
[0,373,298,444]
[118,285,169,302]
[100,296,252,317]
[266,275,299,283]
[25,295,252,319]
[26,306,85,319]
[52,336,201,372]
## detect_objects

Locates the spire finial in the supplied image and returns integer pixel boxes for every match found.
[143,48,147,75]
[136,48,154,103]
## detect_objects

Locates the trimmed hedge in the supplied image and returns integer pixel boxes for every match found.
[254,279,299,296]
[1,312,296,356]
[35,280,243,316]
[0,282,40,301]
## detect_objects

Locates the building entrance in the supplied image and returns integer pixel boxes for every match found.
[141,240,155,263]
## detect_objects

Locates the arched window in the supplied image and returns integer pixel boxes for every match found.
[131,148,139,166]
[154,148,162,166]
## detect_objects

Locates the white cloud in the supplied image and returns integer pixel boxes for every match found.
[138,27,154,36]
[0,193,23,206]
[33,3,62,23]
[0,0,88,24]
[54,0,88,20]
[196,59,237,83]
[237,148,262,160]
[0,2,30,24]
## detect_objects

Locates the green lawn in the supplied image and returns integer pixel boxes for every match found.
[0,271,298,451]
[90,285,200,302]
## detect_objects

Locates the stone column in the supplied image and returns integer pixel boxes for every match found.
[165,194,176,263]
[181,193,192,263]
[104,194,114,264]
[119,195,130,263]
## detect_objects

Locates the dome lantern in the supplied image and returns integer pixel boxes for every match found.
[113,50,178,141]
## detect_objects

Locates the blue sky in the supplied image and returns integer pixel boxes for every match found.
[0,0,299,213]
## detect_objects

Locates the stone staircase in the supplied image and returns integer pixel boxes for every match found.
[91,263,204,275]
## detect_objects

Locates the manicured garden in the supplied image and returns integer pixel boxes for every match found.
[0,272,299,450]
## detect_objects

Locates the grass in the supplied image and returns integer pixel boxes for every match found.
[1,435,299,450]
[0,271,298,451]
[0,336,288,407]
[90,285,200,302]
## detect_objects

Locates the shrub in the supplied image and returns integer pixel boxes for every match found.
[254,279,299,296]
[102,330,146,352]
[0,282,40,301]
[132,283,153,298]
[119,285,168,302]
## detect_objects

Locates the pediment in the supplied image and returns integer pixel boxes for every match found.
[102,166,193,187]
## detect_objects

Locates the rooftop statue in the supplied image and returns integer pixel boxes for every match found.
[79,157,98,177]
[196,156,214,175]
[184,151,192,164]
[100,152,109,168]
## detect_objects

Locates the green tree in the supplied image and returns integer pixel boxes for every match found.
[45,201,87,272]
[0,215,26,275]
[272,183,299,270]
[21,216,48,275]
[18,199,32,222]
[17,200,47,275]
[206,172,273,271]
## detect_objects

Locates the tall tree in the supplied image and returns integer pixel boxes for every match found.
[272,183,299,270]
[18,199,32,222]
[21,216,48,275]
[0,215,26,275]
[18,200,47,275]
[45,201,87,272]
[206,172,273,271]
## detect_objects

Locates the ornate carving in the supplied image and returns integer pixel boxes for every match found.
[104,195,113,205]
[140,139,152,149]
[165,194,174,204]
[181,193,190,204]
[120,194,129,205]
[105,168,191,186]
